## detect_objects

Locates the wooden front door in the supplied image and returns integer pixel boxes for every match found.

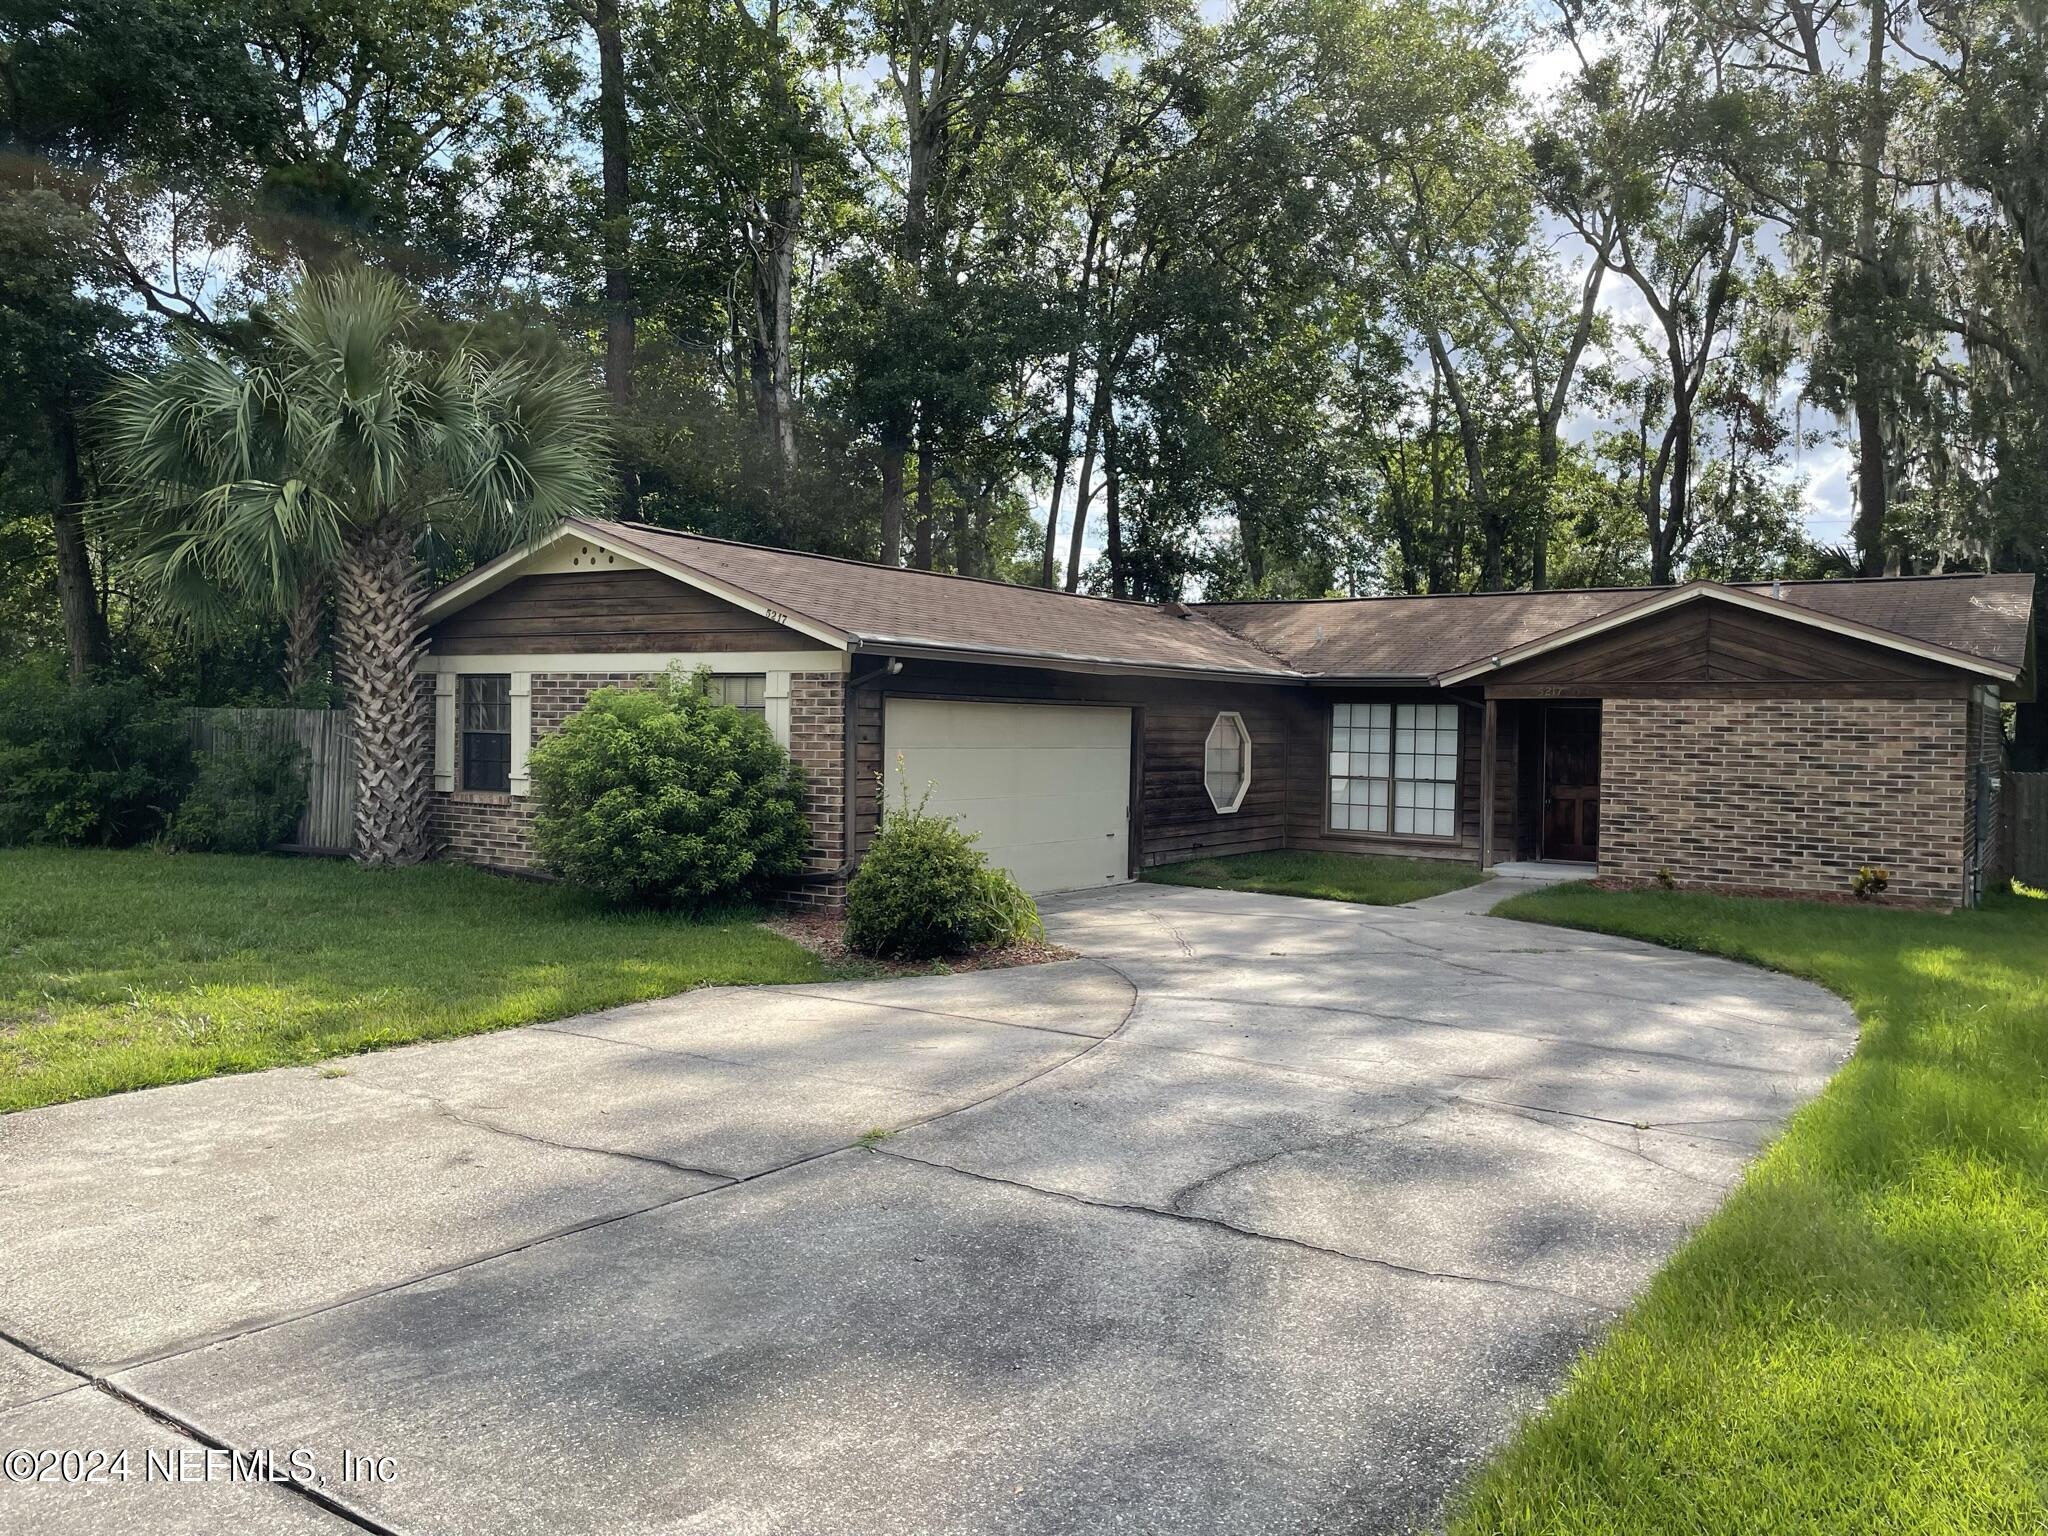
[1541,705,1601,862]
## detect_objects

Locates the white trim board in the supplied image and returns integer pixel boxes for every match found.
[1435,580,2017,686]
[416,650,849,676]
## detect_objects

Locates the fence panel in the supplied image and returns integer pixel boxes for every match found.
[190,707,357,854]
[2009,772,2048,888]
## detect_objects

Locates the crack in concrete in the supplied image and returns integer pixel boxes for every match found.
[871,1146,1617,1317]
[1118,986,1819,1081]
[1012,1028,1773,1159]
[422,1097,740,1185]
[525,1021,956,1100]
[1163,1100,1447,1213]
[1146,910,1198,958]
[83,966,1143,1382]
[772,987,1108,1041]
[0,1323,395,1534]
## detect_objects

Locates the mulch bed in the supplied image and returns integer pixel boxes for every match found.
[764,912,1078,975]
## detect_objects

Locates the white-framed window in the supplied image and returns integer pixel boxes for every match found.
[1329,702,1459,838]
[708,673,767,717]
[1204,712,1253,814]
[459,674,512,792]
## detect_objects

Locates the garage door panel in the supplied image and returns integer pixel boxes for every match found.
[885,699,1133,895]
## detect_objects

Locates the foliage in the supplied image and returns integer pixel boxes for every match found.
[844,775,1042,959]
[0,665,193,846]
[1455,882,2048,1534]
[166,729,309,854]
[0,0,2041,754]
[1144,849,1486,906]
[0,847,827,1113]
[526,667,809,908]
[1851,863,1891,900]
[100,267,610,620]
[98,265,612,865]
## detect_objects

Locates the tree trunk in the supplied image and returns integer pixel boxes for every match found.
[46,405,109,682]
[1422,333,1501,590]
[1533,417,1558,591]
[751,159,802,471]
[951,479,974,578]
[878,435,906,564]
[1104,408,1124,599]
[1040,215,1102,588]
[1646,398,1694,587]
[283,577,326,700]
[911,415,934,570]
[1041,347,1081,588]
[1064,399,1103,594]
[1851,0,1888,575]
[593,0,637,516]
[335,515,430,866]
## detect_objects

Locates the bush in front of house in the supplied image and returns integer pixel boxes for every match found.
[167,730,310,853]
[0,665,195,846]
[525,666,809,907]
[844,779,1042,960]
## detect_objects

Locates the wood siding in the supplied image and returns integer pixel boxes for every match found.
[428,570,832,656]
[1283,688,1486,865]
[1479,602,1965,696]
[850,660,1295,870]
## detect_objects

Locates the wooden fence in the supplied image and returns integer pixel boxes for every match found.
[189,707,357,854]
[2007,772,2048,888]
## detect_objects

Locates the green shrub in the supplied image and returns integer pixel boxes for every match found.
[844,777,1042,960]
[0,665,194,846]
[167,728,309,853]
[525,666,809,907]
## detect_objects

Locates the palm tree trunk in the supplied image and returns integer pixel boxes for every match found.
[336,516,430,865]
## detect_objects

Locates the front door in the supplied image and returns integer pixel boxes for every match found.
[1541,704,1601,862]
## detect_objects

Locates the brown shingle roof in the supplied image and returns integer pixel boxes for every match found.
[594,521,1299,677]
[569,521,2036,685]
[1199,573,2037,680]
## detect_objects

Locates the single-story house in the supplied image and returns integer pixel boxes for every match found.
[419,517,2038,909]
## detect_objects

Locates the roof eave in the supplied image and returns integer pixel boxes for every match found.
[848,635,1305,685]
[1302,673,1439,688]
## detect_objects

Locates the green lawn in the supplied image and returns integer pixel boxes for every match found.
[1143,848,1486,905]
[0,847,829,1114]
[1449,882,2048,1536]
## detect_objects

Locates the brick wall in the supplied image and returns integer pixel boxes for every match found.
[430,670,646,873]
[1601,696,1969,906]
[774,672,847,909]
[429,669,848,904]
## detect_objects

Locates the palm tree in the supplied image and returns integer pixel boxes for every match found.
[103,267,610,864]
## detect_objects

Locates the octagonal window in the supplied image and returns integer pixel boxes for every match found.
[1204,711,1252,814]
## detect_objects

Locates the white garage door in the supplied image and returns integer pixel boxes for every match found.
[883,698,1132,895]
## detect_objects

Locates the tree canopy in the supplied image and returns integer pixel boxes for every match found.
[2,0,2041,747]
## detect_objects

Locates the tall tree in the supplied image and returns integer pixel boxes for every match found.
[102,268,610,862]
[1,0,281,677]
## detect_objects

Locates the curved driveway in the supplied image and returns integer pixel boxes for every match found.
[0,881,1855,1536]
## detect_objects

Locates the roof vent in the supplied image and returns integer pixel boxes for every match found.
[1771,580,1783,600]
[1163,601,1190,618]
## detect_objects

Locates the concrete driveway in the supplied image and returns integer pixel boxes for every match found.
[0,881,1855,1535]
